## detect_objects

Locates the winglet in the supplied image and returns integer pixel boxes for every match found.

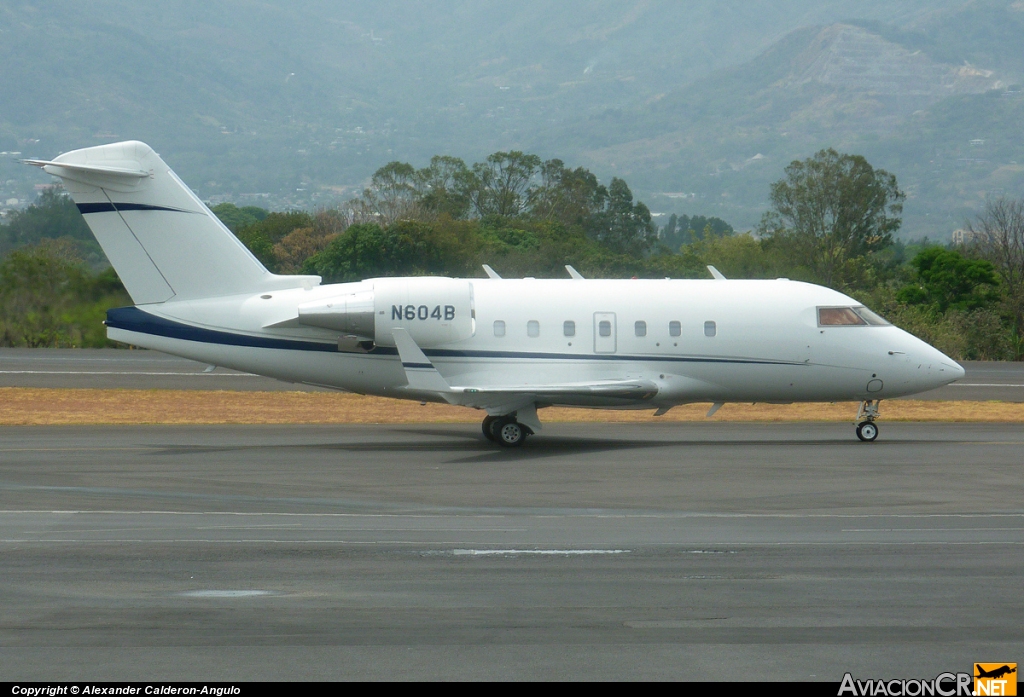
[706,402,724,417]
[565,265,585,280]
[391,328,451,393]
[482,264,501,279]
[707,265,726,280]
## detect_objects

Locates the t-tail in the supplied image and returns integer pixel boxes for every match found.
[24,141,319,304]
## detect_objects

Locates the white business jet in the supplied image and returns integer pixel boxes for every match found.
[27,141,964,446]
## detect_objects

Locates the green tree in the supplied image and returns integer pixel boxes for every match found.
[233,211,314,271]
[302,219,474,283]
[896,247,1000,313]
[0,187,104,266]
[660,214,678,247]
[758,149,904,289]
[530,159,608,228]
[415,155,474,219]
[586,178,657,256]
[211,203,269,232]
[361,161,420,224]
[469,151,542,217]
[967,197,1024,358]
[0,240,129,347]
[662,214,735,249]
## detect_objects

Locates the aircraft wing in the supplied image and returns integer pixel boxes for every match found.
[455,380,659,400]
[390,328,659,420]
[448,380,659,431]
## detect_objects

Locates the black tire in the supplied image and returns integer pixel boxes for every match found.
[493,416,527,448]
[482,415,498,442]
[856,421,879,442]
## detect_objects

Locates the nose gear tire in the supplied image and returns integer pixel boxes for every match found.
[856,421,878,442]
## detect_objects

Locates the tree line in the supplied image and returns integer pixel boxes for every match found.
[2,148,1023,360]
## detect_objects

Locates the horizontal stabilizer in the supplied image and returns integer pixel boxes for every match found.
[22,159,150,178]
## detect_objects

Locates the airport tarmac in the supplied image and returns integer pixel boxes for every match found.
[1,348,1023,400]
[1,422,1021,680]
[0,348,327,391]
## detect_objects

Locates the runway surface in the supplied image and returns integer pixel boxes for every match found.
[0,348,327,391]
[2,348,1023,400]
[1,422,1021,680]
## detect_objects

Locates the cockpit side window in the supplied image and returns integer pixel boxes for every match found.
[818,307,865,326]
[818,306,891,326]
[852,306,891,326]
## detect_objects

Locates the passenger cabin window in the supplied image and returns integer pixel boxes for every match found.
[635,321,647,337]
[817,306,890,326]
[704,321,717,337]
[669,321,681,337]
[599,320,612,337]
[563,320,576,337]
[493,320,506,337]
[527,320,540,338]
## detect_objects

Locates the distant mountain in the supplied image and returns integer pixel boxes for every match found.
[1,0,1018,240]
[577,4,1024,238]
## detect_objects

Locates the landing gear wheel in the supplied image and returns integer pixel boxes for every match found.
[493,416,527,448]
[856,421,878,442]
[482,415,498,442]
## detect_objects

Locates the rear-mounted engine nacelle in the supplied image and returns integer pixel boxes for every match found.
[297,277,475,348]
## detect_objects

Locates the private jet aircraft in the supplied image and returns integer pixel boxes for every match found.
[26,141,965,446]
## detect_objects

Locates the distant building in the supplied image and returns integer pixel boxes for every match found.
[952,228,987,245]
[970,138,985,146]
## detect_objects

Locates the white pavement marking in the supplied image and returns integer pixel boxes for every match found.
[179,590,280,598]
[453,549,630,555]
[949,383,1024,387]
[0,370,258,376]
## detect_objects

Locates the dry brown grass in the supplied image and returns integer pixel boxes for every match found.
[2,388,1023,425]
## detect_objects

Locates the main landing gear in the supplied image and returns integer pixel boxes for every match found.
[481,414,533,448]
[855,400,880,442]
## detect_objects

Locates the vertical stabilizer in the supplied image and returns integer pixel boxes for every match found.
[26,141,319,303]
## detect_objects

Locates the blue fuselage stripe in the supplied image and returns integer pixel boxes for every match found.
[106,306,339,353]
[106,306,801,366]
[78,202,192,215]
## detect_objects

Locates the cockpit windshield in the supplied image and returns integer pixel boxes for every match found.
[818,306,891,327]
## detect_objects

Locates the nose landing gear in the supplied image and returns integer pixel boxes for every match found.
[481,413,533,447]
[855,400,880,442]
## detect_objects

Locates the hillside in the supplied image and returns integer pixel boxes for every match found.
[574,4,1024,238]
[0,0,1017,240]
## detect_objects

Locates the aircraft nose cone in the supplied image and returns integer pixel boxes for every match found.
[946,361,966,380]
[924,352,964,388]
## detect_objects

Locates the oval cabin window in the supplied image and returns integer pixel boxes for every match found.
[494,320,506,337]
